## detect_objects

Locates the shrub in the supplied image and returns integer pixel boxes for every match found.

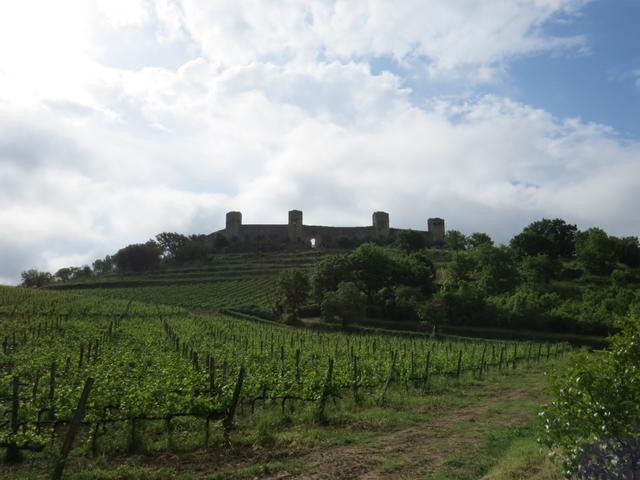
[540,315,640,477]
[321,281,366,328]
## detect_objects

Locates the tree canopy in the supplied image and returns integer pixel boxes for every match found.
[113,241,162,273]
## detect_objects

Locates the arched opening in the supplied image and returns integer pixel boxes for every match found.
[310,238,316,248]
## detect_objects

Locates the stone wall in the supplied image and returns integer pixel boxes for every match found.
[214,210,445,249]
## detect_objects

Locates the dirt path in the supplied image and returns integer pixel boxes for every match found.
[263,375,546,480]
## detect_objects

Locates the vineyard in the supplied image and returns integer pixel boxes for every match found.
[72,277,277,312]
[0,285,567,478]
[46,251,336,312]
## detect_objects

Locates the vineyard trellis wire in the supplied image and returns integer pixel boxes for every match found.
[0,285,568,468]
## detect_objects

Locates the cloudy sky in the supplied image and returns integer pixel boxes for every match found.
[1,0,639,283]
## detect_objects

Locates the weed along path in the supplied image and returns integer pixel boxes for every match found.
[261,370,550,480]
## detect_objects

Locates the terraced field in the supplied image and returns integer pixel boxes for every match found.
[50,250,336,311]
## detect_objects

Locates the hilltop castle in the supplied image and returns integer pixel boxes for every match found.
[213,210,445,249]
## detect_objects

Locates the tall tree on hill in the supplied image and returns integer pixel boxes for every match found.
[510,218,577,258]
[274,269,310,320]
[351,243,397,301]
[575,228,617,275]
[466,232,494,249]
[444,230,467,256]
[20,269,53,288]
[155,232,189,258]
[610,235,640,268]
[113,241,162,273]
[311,254,355,303]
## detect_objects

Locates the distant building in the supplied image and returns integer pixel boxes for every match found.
[212,210,445,249]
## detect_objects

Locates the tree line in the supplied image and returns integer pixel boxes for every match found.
[272,218,640,336]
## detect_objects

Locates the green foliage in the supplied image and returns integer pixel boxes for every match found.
[321,281,366,327]
[155,232,189,258]
[311,254,354,303]
[510,218,577,259]
[467,232,494,249]
[489,286,562,330]
[395,229,427,252]
[444,230,467,253]
[92,255,114,276]
[114,241,162,273]
[20,269,53,288]
[520,254,561,286]
[575,228,616,275]
[472,244,519,295]
[397,251,436,296]
[173,235,214,263]
[610,235,640,268]
[447,252,476,284]
[437,281,490,326]
[0,284,564,472]
[274,269,310,319]
[351,243,398,300]
[540,316,640,477]
[377,285,425,322]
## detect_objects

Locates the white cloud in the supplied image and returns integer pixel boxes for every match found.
[177,0,589,79]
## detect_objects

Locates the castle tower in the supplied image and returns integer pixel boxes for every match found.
[427,217,445,244]
[288,210,303,242]
[225,211,242,239]
[372,211,390,239]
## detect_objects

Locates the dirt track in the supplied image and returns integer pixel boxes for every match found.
[262,377,546,480]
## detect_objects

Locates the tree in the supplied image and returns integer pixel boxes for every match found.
[540,315,640,477]
[113,241,162,273]
[20,269,52,288]
[520,254,561,286]
[399,251,436,296]
[446,252,476,284]
[472,244,519,294]
[310,254,355,303]
[377,285,424,321]
[611,236,640,268]
[174,235,213,263]
[92,255,113,276]
[575,228,616,275]
[466,232,494,249]
[351,243,397,301]
[321,281,366,328]
[155,232,189,258]
[395,229,426,252]
[54,267,72,283]
[510,218,577,258]
[444,230,467,254]
[274,269,310,320]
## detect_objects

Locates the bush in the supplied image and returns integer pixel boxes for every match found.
[321,282,366,328]
[540,315,640,478]
[274,269,310,320]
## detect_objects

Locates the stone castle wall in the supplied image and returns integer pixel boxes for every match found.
[213,210,445,248]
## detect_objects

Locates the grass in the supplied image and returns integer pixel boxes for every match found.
[0,364,560,480]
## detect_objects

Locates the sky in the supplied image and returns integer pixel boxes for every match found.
[0,0,639,284]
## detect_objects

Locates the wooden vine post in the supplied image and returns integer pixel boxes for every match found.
[377,350,398,406]
[51,377,94,480]
[223,366,245,445]
[317,357,334,422]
